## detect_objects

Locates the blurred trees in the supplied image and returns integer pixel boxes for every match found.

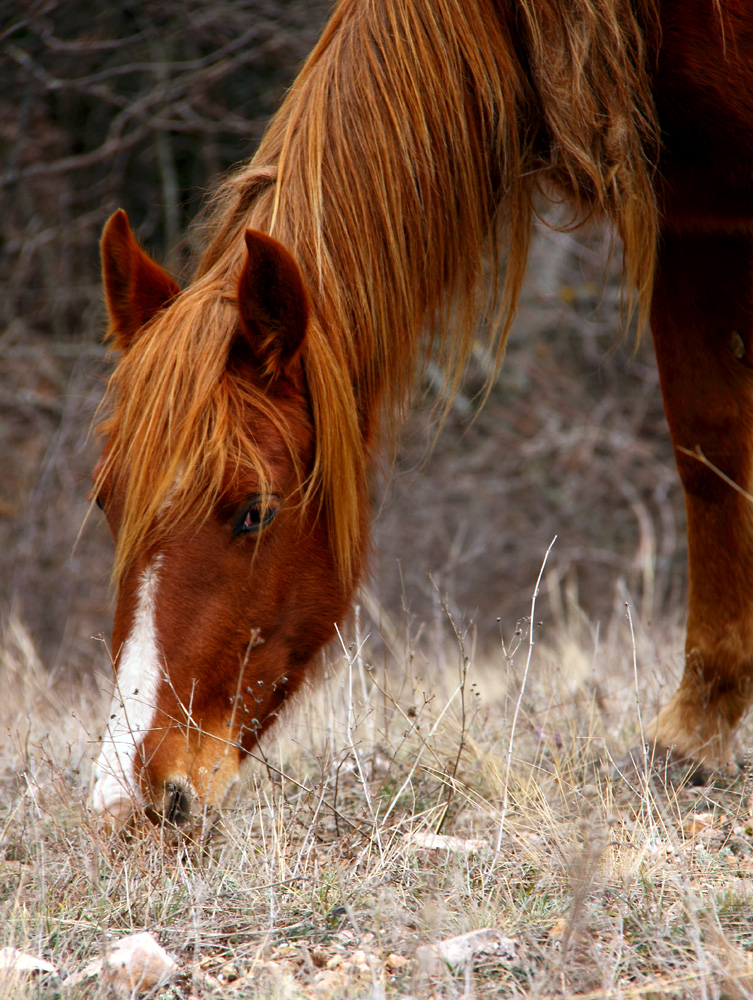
[1,0,330,340]
[0,1,331,665]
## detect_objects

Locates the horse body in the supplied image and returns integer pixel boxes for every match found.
[91,0,753,827]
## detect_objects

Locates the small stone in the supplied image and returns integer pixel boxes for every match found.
[64,931,178,998]
[386,952,409,971]
[403,831,488,854]
[0,947,57,980]
[683,812,716,836]
[416,928,518,975]
[219,960,243,982]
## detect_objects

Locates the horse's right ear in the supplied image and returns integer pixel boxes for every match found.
[101,209,180,350]
[235,229,309,380]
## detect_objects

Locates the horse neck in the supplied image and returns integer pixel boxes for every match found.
[199,0,532,442]
[200,0,658,438]
[194,0,660,587]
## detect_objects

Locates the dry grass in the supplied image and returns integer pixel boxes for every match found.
[2,588,753,1000]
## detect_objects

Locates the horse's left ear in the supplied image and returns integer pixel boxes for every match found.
[101,209,181,351]
[236,229,309,379]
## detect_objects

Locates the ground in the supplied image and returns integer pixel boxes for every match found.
[2,601,753,1000]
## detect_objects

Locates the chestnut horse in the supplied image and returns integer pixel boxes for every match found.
[91,0,753,828]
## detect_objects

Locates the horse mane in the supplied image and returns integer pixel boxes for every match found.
[101,0,659,587]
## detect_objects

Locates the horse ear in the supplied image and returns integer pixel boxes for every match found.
[236,229,308,379]
[101,209,180,350]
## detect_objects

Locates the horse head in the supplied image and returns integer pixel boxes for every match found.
[91,211,350,829]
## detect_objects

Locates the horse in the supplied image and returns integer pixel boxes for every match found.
[90,0,753,828]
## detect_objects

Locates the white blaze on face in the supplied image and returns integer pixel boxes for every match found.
[91,559,163,826]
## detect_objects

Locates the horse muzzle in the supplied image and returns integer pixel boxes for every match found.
[91,724,242,831]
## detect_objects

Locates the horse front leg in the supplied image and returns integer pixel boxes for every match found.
[649,228,753,771]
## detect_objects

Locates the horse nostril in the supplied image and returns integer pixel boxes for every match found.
[163,782,192,825]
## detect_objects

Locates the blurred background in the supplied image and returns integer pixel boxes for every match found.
[1,0,686,677]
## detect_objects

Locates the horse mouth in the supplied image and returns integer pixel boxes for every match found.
[92,765,195,830]
[146,770,238,832]
[92,733,242,832]
[138,778,195,828]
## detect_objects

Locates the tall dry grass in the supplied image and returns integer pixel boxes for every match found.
[1,583,752,999]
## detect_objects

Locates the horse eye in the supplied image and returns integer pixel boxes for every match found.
[233,496,278,536]
[95,495,105,512]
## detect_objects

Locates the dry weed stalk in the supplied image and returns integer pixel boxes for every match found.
[1,592,752,998]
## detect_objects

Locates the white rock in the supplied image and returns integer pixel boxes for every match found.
[0,946,57,976]
[416,928,518,974]
[403,832,488,854]
[64,931,178,997]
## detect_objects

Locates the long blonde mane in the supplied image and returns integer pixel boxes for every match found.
[102,0,659,586]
